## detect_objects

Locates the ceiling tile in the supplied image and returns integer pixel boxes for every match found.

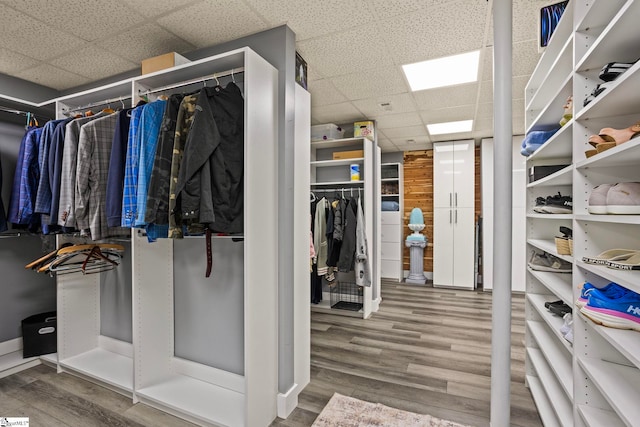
[15,64,90,91]
[373,112,423,130]
[308,79,348,107]
[430,130,474,143]
[307,66,322,82]
[118,0,197,18]
[394,141,433,152]
[50,45,138,81]
[0,4,84,60]
[97,23,195,63]
[4,0,146,42]
[383,125,428,140]
[513,40,542,77]
[296,26,394,78]
[352,93,416,118]
[412,83,478,110]
[157,1,268,47]
[244,0,373,42]
[311,102,365,125]
[420,105,476,125]
[0,47,40,74]
[330,66,408,101]
[369,0,447,19]
[485,0,552,44]
[380,1,488,66]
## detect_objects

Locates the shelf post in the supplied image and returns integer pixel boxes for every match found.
[491,0,513,426]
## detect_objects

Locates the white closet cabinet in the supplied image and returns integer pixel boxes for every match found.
[54,47,281,427]
[525,1,640,425]
[433,140,475,289]
[380,163,403,281]
[310,137,380,318]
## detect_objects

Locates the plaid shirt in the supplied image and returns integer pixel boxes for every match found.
[7,127,43,227]
[134,99,166,227]
[75,113,128,240]
[121,105,145,228]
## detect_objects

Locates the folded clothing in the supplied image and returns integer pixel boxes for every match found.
[381,201,400,211]
[520,128,560,156]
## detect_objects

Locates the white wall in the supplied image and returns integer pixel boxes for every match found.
[481,137,526,292]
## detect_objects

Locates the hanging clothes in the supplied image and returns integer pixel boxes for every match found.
[0,154,6,232]
[313,197,329,276]
[75,113,128,240]
[105,108,134,228]
[355,196,371,287]
[121,104,146,228]
[7,126,43,230]
[175,82,244,234]
[47,117,74,229]
[337,197,357,272]
[58,112,105,229]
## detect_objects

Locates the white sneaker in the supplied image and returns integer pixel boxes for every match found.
[606,182,640,214]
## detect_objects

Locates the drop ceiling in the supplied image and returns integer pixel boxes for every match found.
[0,0,551,152]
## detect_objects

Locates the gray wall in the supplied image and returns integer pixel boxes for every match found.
[381,151,403,164]
[100,241,132,343]
[0,121,56,343]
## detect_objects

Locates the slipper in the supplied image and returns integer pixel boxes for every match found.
[598,122,640,145]
[582,249,639,265]
[599,61,635,82]
[607,253,640,270]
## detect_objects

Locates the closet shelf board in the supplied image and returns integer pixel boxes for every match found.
[381,194,400,197]
[527,269,573,303]
[525,121,573,162]
[311,180,364,186]
[525,74,572,135]
[578,311,640,370]
[526,375,561,427]
[526,213,573,220]
[525,36,573,113]
[577,404,625,427]
[576,261,640,295]
[575,0,626,39]
[527,296,574,355]
[54,80,132,112]
[136,374,244,427]
[59,348,133,392]
[310,137,365,150]
[578,357,640,426]
[381,178,399,182]
[527,239,574,263]
[310,158,364,167]
[527,348,573,426]
[526,165,572,188]
[527,320,573,398]
[575,138,640,169]
[574,214,640,225]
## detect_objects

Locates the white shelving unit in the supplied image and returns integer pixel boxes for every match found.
[525,1,640,426]
[310,137,380,319]
[48,47,289,427]
[380,162,403,281]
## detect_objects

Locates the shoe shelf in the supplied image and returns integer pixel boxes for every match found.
[526,165,573,188]
[527,347,574,426]
[577,356,640,426]
[527,320,573,399]
[575,214,640,225]
[527,238,573,263]
[526,120,573,162]
[576,137,640,169]
[526,75,573,135]
[527,269,573,304]
[574,0,627,48]
[577,404,625,427]
[578,311,640,370]
[527,295,574,354]
[576,261,640,296]
[526,375,562,427]
[527,213,573,220]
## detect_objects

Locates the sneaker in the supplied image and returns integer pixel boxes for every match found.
[528,252,572,273]
[541,192,572,214]
[599,61,635,82]
[588,183,614,214]
[560,313,573,336]
[605,182,640,214]
[580,286,640,331]
[576,282,626,308]
[533,197,547,213]
[548,301,572,316]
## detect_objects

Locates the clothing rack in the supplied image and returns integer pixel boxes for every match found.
[61,95,133,116]
[310,187,362,199]
[138,67,245,96]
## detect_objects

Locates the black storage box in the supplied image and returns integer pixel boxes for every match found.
[528,164,568,183]
[21,311,57,358]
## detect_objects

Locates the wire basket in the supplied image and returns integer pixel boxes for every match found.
[330,281,363,311]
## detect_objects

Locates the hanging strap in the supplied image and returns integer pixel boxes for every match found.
[205,228,213,277]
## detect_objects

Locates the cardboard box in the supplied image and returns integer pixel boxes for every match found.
[333,150,364,160]
[142,52,190,75]
[354,121,375,141]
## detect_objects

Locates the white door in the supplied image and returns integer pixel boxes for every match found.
[433,142,455,209]
[451,140,475,209]
[452,207,475,289]
[433,207,454,286]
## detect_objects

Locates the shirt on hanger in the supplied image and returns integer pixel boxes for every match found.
[7,127,43,228]
[121,104,145,228]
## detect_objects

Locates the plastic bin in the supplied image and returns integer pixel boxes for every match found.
[21,311,57,358]
[311,123,344,141]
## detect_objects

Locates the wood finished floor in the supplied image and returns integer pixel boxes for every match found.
[0,281,542,427]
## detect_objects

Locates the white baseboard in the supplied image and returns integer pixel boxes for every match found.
[0,337,22,356]
[277,383,299,419]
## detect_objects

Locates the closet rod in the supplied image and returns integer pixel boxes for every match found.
[0,106,30,116]
[138,66,245,96]
[61,95,132,115]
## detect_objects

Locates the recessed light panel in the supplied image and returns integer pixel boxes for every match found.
[402,50,480,92]
[427,120,473,135]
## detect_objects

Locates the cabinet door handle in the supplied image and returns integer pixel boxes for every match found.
[449,193,452,207]
[449,209,452,224]
[455,192,458,207]
[455,209,458,224]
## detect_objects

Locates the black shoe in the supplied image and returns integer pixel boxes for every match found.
[541,192,572,214]
[548,302,572,317]
[544,299,564,309]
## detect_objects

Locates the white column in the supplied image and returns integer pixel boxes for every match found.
[491,1,513,426]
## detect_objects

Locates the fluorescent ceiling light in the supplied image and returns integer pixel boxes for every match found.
[402,50,480,91]
[428,120,473,135]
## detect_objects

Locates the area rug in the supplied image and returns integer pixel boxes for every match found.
[312,393,473,427]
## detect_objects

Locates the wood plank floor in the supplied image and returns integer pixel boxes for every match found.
[0,281,542,426]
